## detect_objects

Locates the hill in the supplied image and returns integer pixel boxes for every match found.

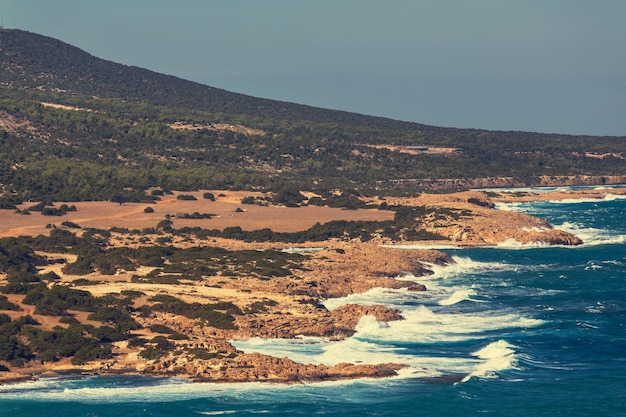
[0,28,625,203]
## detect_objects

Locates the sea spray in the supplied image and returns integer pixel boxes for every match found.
[461,340,518,382]
[438,288,480,306]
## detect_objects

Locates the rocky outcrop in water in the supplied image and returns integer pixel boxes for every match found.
[144,351,404,383]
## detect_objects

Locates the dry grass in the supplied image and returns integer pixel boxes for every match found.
[0,190,394,238]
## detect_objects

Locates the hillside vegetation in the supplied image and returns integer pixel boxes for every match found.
[0,28,624,204]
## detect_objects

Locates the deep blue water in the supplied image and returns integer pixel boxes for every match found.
[1,190,625,416]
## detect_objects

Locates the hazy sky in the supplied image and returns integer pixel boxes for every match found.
[3,0,626,136]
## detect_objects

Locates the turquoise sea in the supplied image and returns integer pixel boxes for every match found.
[1,187,625,416]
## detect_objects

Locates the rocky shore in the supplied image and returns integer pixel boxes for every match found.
[1,188,614,385]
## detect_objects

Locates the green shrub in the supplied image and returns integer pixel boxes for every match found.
[0,334,33,364]
[149,324,176,334]
[71,342,113,365]
[87,306,141,332]
[0,295,22,311]
[120,290,145,299]
[61,221,81,229]
[149,297,241,330]
[176,194,197,201]
[127,337,148,348]
[186,347,221,360]
[138,346,168,360]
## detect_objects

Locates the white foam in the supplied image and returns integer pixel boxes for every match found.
[421,256,514,280]
[378,307,543,344]
[475,185,626,194]
[542,193,626,205]
[232,309,541,379]
[381,243,462,250]
[3,374,411,403]
[324,255,512,310]
[322,287,415,311]
[496,238,551,249]
[461,340,518,382]
[438,289,480,306]
[0,377,275,402]
[556,222,626,246]
[495,202,526,212]
[495,193,626,214]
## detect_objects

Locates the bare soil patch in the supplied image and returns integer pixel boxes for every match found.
[0,190,394,237]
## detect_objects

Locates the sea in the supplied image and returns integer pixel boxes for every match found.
[1,186,625,417]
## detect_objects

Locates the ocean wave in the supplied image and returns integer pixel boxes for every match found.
[477,185,626,194]
[381,243,462,250]
[461,340,519,382]
[420,256,515,280]
[322,287,421,311]
[325,308,544,349]
[0,377,274,403]
[494,202,526,212]
[495,193,626,214]
[323,255,509,310]
[232,309,542,374]
[495,239,551,249]
[2,374,407,403]
[542,193,626,205]
[438,289,481,306]
[555,222,626,246]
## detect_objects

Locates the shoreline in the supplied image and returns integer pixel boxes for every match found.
[1,187,623,386]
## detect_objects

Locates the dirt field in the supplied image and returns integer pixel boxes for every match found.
[0,190,394,238]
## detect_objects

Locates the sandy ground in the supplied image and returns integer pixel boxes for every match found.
[0,190,394,238]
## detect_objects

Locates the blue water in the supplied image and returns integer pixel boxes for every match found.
[2,191,625,416]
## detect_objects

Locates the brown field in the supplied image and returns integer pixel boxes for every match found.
[0,190,394,238]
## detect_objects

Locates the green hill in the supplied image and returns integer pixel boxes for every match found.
[0,28,624,203]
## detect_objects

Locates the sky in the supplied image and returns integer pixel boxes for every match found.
[2,0,626,136]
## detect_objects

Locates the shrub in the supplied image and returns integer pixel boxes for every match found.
[149,324,176,334]
[149,297,240,329]
[127,337,148,348]
[0,295,22,311]
[186,347,221,360]
[40,271,62,282]
[59,316,80,324]
[71,342,113,365]
[0,334,33,364]
[144,206,155,213]
[61,221,81,229]
[176,194,197,201]
[120,290,145,299]
[138,346,168,360]
[167,332,189,340]
[91,325,128,343]
[87,306,141,332]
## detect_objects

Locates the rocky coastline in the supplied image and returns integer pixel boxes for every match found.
[2,188,620,385]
